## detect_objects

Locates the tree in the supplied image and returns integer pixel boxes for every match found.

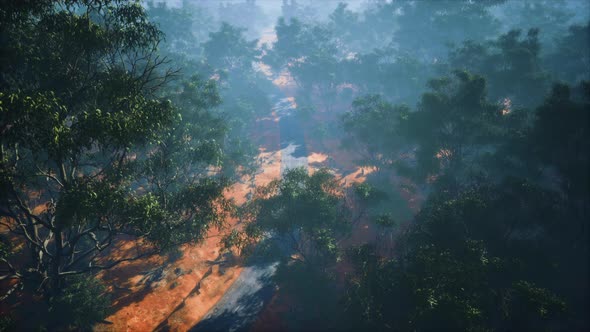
[217,0,269,39]
[327,2,372,54]
[147,8,267,181]
[241,167,350,265]
[146,0,215,60]
[233,167,364,330]
[545,21,590,83]
[393,0,505,60]
[449,28,549,107]
[343,0,399,53]
[341,95,410,169]
[202,22,260,72]
[0,1,230,326]
[47,274,111,329]
[344,177,571,331]
[341,82,590,331]
[497,0,578,50]
[265,17,340,93]
[264,17,306,70]
[343,71,504,186]
[403,71,504,184]
[528,82,590,200]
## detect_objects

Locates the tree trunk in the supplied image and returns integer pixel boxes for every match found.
[50,228,63,295]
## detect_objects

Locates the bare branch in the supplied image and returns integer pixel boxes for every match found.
[0,280,21,302]
[60,249,158,277]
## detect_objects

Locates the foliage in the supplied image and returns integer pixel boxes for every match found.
[393,0,505,60]
[341,95,410,169]
[146,5,269,181]
[449,28,549,106]
[341,80,590,330]
[203,23,260,73]
[48,275,111,329]
[497,0,579,49]
[544,21,590,84]
[528,82,590,199]
[2,0,589,330]
[274,260,343,331]
[343,71,504,186]
[146,1,213,59]
[344,177,573,330]
[216,0,269,39]
[264,17,341,93]
[0,2,231,328]
[242,167,349,265]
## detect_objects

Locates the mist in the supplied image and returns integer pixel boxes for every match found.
[1,0,589,331]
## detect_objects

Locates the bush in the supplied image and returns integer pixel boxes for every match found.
[48,275,111,329]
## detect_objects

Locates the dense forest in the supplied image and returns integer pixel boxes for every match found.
[0,0,588,331]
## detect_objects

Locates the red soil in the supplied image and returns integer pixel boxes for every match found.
[95,107,283,332]
[1,62,421,331]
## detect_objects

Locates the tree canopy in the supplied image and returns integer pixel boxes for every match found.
[0,1,232,328]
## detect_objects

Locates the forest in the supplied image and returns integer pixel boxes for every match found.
[0,0,588,331]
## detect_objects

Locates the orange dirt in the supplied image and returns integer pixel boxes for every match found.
[2,57,419,331]
[95,110,282,332]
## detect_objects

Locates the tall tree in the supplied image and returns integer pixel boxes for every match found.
[544,21,590,84]
[230,167,357,330]
[342,81,590,331]
[202,22,260,73]
[343,71,503,186]
[0,2,230,326]
[393,0,505,60]
[449,28,549,107]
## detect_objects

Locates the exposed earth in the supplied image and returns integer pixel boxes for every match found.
[93,26,408,332]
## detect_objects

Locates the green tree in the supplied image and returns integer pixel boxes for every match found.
[264,17,340,93]
[236,167,358,330]
[0,1,230,327]
[342,82,590,331]
[497,0,578,50]
[203,22,260,73]
[343,71,504,186]
[47,275,111,329]
[393,0,505,60]
[449,28,549,106]
[216,0,269,39]
[528,82,590,200]
[146,0,215,60]
[344,178,571,331]
[242,168,350,265]
[545,21,590,83]
[147,8,267,181]
[341,95,410,170]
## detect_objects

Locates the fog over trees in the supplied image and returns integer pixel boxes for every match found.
[1,0,588,331]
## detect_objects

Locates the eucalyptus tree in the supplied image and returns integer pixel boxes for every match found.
[342,0,399,53]
[203,22,260,73]
[226,167,362,330]
[216,0,269,40]
[544,21,590,84]
[343,71,504,187]
[393,0,505,60]
[0,0,230,317]
[341,80,590,331]
[265,16,344,109]
[344,163,585,330]
[146,9,267,181]
[496,0,580,50]
[238,168,350,265]
[449,28,549,107]
[146,0,215,60]
[200,21,272,178]
[341,94,410,170]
